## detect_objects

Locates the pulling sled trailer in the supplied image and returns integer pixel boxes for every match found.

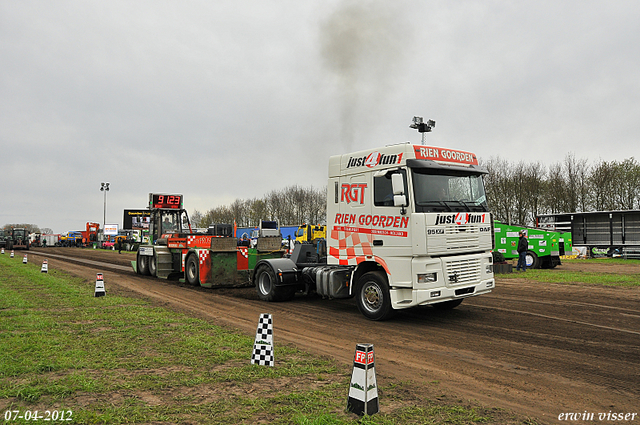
[132,194,284,287]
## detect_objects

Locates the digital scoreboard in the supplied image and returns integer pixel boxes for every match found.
[149,193,183,209]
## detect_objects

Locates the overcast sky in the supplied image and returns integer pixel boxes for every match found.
[2,0,639,234]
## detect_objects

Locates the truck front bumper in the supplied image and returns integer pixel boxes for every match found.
[390,277,494,310]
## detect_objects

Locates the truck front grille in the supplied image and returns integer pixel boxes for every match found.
[445,236,480,251]
[445,258,481,285]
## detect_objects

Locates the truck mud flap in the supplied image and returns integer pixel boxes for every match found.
[255,258,300,287]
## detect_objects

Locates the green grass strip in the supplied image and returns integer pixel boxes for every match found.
[0,254,518,424]
[498,261,640,286]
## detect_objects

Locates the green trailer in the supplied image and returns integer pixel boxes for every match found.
[493,221,568,269]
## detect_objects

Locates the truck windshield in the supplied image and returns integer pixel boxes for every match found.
[160,211,179,234]
[412,170,488,213]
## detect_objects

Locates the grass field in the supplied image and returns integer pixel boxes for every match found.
[0,255,517,424]
[499,258,640,287]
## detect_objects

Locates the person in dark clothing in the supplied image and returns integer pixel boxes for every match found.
[516,230,528,271]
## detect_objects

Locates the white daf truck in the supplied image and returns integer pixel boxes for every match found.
[252,142,495,320]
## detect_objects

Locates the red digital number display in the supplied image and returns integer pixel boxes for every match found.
[151,194,183,209]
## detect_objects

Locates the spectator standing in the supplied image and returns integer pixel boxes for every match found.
[516,230,528,271]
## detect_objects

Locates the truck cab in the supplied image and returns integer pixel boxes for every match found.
[253,143,495,320]
[149,208,189,243]
[295,224,326,243]
[328,143,494,318]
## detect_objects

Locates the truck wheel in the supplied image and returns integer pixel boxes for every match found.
[355,271,395,321]
[149,254,158,277]
[525,251,539,269]
[432,299,463,310]
[255,265,295,302]
[185,254,200,286]
[137,253,150,275]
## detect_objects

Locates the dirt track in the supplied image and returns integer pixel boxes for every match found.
[27,248,640,423]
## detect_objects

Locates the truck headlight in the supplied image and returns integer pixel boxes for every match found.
[418,272,437,283]
[486,264,493,273]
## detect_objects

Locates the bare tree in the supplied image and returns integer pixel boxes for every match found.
[511,161,529,225]
[199,185,327,231]
[2,223,41,233]
[189,209,204,228]
[563,153,589,213]
[589,160,617,211]
[543,162,567,214]
[610,158,640,210]
[522,161,547,223]
[482,157,523,224]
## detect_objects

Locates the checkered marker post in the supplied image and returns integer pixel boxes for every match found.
[347,343,379,416]
[94,273,106,297]
[41,259,48,273]
[23,254,28,264]
[251,313,274,366]
[10,250,14,258]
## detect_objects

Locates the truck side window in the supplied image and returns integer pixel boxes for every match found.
[374,170,408,207]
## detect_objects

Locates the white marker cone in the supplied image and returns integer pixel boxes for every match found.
[10,250,14,258]
[23,254,28,264]
[94,273,106,297]
[347,343,379,416]
[41,259,48,273]
[251,313,274,366]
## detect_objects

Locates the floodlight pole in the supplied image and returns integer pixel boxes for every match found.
[409,116,436,145]
[100,182,110,230]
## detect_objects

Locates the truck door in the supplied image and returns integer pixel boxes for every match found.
[370,169,413,287]
[371,169,411,250]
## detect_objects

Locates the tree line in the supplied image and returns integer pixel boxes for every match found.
[194,155,640,231]
[14,154,631,234]
[194,185,327,229]
[2,224,52,234]
[482,154,640,227]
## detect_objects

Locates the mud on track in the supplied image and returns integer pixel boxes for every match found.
[28,248,640,423]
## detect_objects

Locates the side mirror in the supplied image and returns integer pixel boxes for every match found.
[391,174,407,207]
[393,194,407,207]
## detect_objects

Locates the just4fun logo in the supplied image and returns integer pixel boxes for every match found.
[435,213,487,225]
[346,151,403,168]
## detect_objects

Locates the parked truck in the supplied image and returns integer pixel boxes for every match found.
[134,142,495,320]
[250,220,281,248]
[7,228,29,250]
[294,224,326,243]
[61,231,83,247]
[41,234,61,247]
[82,222,100,246]
[493,221,570,268]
